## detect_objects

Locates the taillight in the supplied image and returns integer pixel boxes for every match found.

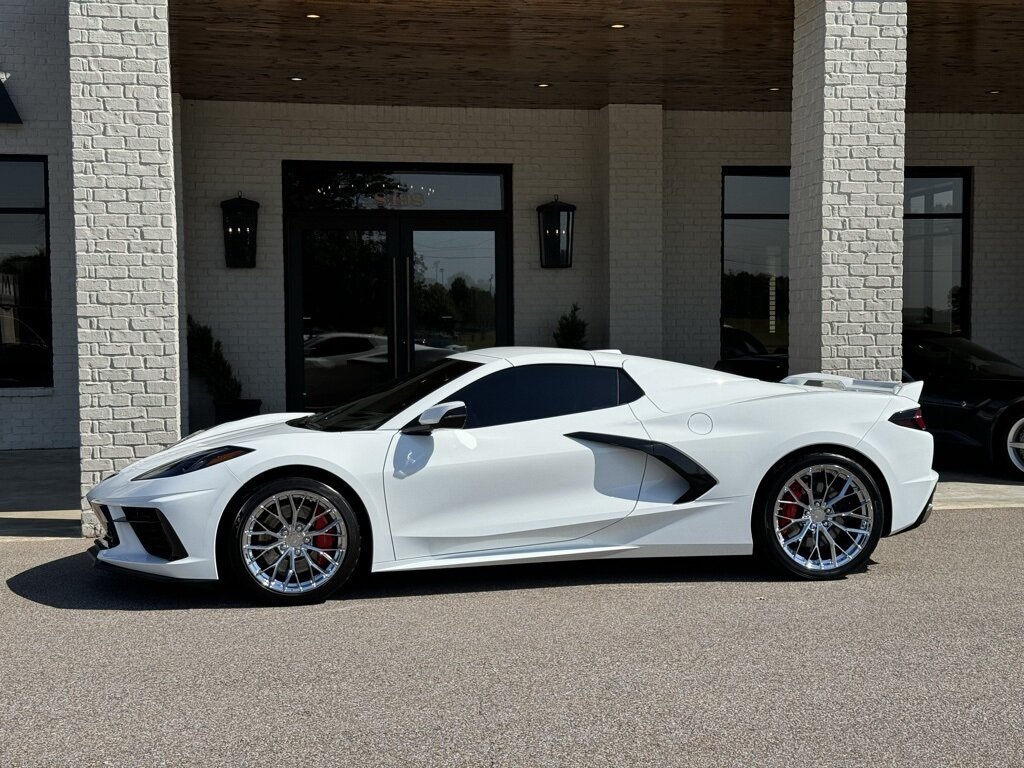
[890,407,926,430]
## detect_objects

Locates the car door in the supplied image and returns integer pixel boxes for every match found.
[382,363,649,560]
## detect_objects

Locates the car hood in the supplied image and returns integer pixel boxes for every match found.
[115,412,312,478]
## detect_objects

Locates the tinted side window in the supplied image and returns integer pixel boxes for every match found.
[449,364,621,429]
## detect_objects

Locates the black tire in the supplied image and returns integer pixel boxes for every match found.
[227,477,362,604]
[994,410,1024,481]
[753,452,884,580]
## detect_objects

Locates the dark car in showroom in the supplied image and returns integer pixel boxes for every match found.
[716,329,1024,479]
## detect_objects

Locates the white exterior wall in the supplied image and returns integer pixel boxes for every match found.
[0,0,78,449]
[602,104,664,357]
[180,101,607,413]
[908,113,1024,364]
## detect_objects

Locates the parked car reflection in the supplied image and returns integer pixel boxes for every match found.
[303,332,452,409]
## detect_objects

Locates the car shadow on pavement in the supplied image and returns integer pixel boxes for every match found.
[343,555,803,602]
[8,550,871,611]
[6,552,249,611]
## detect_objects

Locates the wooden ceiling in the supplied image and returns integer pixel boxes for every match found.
[168,1,1024,112]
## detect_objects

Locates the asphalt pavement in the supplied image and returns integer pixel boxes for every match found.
[1,509,1022,767]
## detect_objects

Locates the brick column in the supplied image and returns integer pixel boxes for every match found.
[600,104,663,358]
[69,0,180,532]
[789,1,907,380]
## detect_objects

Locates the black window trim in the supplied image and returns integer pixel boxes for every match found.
[0,153,52,389]
[720,166,791,359]
[904,166,972,338]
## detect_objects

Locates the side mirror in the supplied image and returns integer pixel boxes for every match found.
[402,401,467,435]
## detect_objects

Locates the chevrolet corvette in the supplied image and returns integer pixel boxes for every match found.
[87,348,938,603]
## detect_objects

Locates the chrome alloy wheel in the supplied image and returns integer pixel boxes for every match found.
[240,491,348,595]
[773,463,874,573]
[1006,417,1024,474]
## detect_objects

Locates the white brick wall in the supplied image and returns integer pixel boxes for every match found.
[180,101,607,412]
[0,0,78,449]
[602,104,664,357]
[790,0,908,381]
[908,113,1024,364]
[69,0,180,511]
[663,111,792,367]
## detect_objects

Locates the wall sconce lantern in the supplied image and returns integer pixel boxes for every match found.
[537,196,576,269]
[220,193,259,268]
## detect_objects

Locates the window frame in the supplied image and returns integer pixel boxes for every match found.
[720,166,791,358]
[0,154,52,389]
[903,167,972,337]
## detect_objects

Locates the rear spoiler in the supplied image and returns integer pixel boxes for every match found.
[783,373,924,403]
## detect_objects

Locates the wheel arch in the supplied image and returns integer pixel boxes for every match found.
[751,443,893,536]
[215,464,375,580]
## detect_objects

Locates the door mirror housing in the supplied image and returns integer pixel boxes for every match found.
[402,401,467,435]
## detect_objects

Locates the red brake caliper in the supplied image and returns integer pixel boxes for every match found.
[311,504,331,567]
[780,482,805,529]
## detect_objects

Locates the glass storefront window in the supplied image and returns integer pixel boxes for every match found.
[720,167,972,360]
[903,170,969,334]
[0,157,51,388]
[721,170,790,357]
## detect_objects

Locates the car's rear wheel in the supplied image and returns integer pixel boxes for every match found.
[755,453,883,579]
[227,477,361,604]
[998,414,1024,479]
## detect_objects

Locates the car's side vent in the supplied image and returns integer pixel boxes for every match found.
[122,507,188,561]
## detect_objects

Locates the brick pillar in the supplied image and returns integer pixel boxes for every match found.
[600,104,663,358]
[69,0,180,532]
[789,1,907,380]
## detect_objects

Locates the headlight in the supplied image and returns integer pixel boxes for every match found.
[132,446,253,481]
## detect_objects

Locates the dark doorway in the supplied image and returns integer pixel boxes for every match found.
[283,162,512,411]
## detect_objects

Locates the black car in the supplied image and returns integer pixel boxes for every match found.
[716,330,1024,479]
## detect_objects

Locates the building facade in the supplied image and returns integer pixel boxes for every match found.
[1,1,1022,529]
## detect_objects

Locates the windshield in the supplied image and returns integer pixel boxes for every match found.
[907,335,1024,378]
[301,358,481,432]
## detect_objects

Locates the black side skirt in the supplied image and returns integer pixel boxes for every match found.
[565,432,718,504]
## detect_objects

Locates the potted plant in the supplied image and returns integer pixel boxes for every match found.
[186,316,261,425]
[553,303,588,349]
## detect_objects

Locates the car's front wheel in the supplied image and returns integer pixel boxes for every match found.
[227,477,362,604]
[754,453,884,579]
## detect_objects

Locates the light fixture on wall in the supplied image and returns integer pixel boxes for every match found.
[537,196,576,269]
[220,193,259,269]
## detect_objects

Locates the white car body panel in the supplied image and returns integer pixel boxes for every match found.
[85,347,938,583]
[383,404,648,559]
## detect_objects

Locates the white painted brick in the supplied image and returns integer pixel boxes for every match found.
[790,0,907,381]
[69,0,180,507]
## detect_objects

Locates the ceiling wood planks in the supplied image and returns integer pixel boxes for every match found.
[168,0,1024,112]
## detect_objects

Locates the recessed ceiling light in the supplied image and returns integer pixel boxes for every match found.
[987,89,1001,95]
[536,82,551,88]
[290,76,305,82]
[768,87,781,92]
[306,14,321,20]
[609,23,628,29]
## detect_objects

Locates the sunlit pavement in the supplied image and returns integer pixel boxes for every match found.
[1,508,1022,767]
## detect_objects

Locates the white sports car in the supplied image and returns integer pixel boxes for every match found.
[87,348,938,603]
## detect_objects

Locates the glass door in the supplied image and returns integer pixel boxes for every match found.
[284,162,512,411]
[408,228,499,372]
[290,226,395,410]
